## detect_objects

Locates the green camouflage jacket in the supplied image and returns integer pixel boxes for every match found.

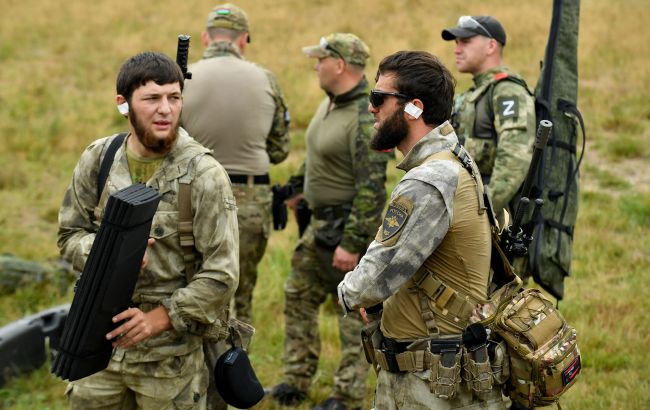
[293,77,391,253]
[453,65,535,214]
[57,129,239,362]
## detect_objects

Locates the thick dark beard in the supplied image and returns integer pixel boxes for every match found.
[129,109,179,155]
[370,106,409,151]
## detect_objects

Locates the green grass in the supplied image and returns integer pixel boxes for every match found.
[2,0,650,409]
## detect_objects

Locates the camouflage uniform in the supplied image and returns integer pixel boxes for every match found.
[281,76,390,408]
[182,39,290,326]
[58,129,239,409]
[452,65,535,217]
[338,122,507,410]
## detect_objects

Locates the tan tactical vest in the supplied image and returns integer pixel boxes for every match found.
[381,148,491,340]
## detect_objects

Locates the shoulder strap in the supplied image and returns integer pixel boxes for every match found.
[97,132,128,199]
[450,143,486,215]
[178,182,195,282]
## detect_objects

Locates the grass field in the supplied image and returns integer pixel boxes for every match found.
[1,0,649,409]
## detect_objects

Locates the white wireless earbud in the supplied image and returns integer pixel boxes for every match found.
[117,102,129,115]
[404,102,423,119]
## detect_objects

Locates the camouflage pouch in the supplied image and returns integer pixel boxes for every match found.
[491,289,581,408]
[428,338,463,399]
[462,345,493,395]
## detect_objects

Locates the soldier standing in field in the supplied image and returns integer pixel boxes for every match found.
[270,33,390,410]
[58,51,238,409]
[182,3,290,326]
[442,16,535,223]
[338,49,508,409]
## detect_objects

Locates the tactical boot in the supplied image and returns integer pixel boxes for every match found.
[269,383,308,407]
[311,397,360,410]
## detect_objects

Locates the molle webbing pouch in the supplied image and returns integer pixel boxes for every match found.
[492,289,581,408]
[462,344,493,395]
[429,338,463,399]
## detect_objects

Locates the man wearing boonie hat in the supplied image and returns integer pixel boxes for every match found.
[442,15,535,242]
[181,4,290,409]
[269,33,391,410]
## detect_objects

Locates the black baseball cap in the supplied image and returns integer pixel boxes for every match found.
[441,15,507,46]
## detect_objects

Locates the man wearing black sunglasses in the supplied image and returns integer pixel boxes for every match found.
[442,15,535,225]
[270,33,391,410]
[338,50,507,408]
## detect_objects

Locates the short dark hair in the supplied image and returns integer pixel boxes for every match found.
[376,51,455,126]
[116,51,184,102]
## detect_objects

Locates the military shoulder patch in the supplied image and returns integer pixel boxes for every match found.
[497,95,519,122]
[376,195,413,246]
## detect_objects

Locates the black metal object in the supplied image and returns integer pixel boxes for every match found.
[502,120,552,261]
[0,304,70,387]
[51,184,160,381]
[176,34,192,80]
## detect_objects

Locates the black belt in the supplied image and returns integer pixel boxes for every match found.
[228,174,270,185]
[312,204,352,220]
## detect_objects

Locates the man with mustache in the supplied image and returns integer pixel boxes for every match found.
[58,51,239,409]
[338,50,508,409]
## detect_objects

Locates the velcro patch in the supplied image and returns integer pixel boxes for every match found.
[497,95,519,121]
[376,196,413,246]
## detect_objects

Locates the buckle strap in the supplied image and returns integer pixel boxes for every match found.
[178,182,195,282]
[412,269,480,331]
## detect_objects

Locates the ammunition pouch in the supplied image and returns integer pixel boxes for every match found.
[312,204,352,250]
[374,334,512,400]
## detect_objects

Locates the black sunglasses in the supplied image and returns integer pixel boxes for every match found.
[369,90,411,108]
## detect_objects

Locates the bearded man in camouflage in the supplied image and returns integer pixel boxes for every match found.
[270,33,390,410]
[338,50,508,409]
[442,15,535,221]
[58,51,238,409]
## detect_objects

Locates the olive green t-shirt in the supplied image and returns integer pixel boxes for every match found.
[125,145,164,184]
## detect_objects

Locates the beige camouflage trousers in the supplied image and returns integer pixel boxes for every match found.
[374,370,508,410]
[231,183,272,325]
[66,348,207,409]
[282,220,369,409]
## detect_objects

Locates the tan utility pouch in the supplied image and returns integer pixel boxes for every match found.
[361,320,381,367]
[462,345,493,394]
[428,338,463,399]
